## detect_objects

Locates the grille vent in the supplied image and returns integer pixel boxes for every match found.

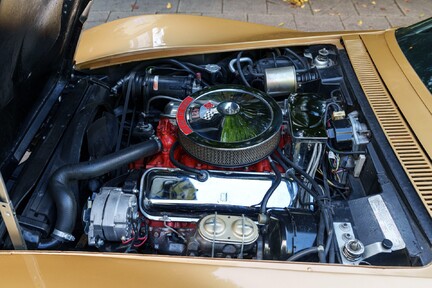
[345,38,432,216]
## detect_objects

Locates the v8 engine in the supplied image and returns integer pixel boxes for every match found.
[15,44,418,266]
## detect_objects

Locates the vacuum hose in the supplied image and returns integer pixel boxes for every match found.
[35,138,162,249]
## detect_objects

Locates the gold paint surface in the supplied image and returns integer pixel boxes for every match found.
[0,251,431,287]
[74,14,361,70]
[361,32,432,160]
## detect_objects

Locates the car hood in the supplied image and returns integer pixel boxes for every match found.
[0,0,89,173]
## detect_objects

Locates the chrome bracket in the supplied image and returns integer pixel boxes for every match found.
[0,173,27,250]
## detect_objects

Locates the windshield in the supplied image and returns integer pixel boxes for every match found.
[396,18,432,93]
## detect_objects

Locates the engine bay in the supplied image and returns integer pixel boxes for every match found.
[6,44,431,266]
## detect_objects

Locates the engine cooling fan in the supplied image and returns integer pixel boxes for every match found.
[176,85,282,167]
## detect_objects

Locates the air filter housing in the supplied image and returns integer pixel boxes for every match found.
[176,85,282,167]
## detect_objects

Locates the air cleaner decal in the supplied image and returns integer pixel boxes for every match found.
[177,96,194,135]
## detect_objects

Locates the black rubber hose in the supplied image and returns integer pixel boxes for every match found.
[271,154,289,173]
[287,246,320,261]
[36,138,162,249]
[169,142,208,181]
[276,148,324,199]
[287,171,319,199]
[320,152,332,262]
[236,51,251,87]
[259,157,282,218]
[284,48,309,70]
[317,216,326,263]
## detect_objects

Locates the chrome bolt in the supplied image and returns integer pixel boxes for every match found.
[96,239,105,247]
[343,239,365,262]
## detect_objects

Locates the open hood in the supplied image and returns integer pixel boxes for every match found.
[0,0,90,174]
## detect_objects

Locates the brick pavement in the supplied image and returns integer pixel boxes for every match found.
[85,0,432,31]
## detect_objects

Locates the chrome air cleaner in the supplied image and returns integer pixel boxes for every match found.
[176,85,282,167]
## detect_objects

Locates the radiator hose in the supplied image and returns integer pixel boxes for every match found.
[34,138,162,249]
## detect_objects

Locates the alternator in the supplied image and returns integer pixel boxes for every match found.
[86,187,138,247]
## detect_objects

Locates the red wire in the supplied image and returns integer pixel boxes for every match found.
[121,229,148,247]
[121,230,136,244]
[121,238,133,244]
[133,236,148,248]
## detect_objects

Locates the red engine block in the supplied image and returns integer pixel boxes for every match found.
[131,118,288,172]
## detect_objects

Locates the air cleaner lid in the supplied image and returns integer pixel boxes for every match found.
[177,85,282,149]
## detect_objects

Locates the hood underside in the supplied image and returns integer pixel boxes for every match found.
[0,0,89,173]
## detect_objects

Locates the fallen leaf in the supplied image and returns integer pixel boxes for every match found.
[362,4,367,8]
[278,22,285,26]
[166,2,172,9]
[371,1,376,5]
[420,13,425,17]
[313,9,321,13]
[289,0,308,7]
[357,20,363,26]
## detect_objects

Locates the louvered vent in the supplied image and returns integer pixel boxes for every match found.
[345,38,432,216]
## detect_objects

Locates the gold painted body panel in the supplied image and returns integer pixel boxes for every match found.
[0,252,431,287]
[74,14,365,70]
[361,32,432,159]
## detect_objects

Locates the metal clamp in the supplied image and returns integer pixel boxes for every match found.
[53,229,76,242]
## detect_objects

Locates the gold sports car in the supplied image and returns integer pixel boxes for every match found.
[0,0,431,286]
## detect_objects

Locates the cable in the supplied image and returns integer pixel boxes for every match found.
[323,101,342,129]
[284,48,309,69]
[287,246,321,261]
[145,95,182,114]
